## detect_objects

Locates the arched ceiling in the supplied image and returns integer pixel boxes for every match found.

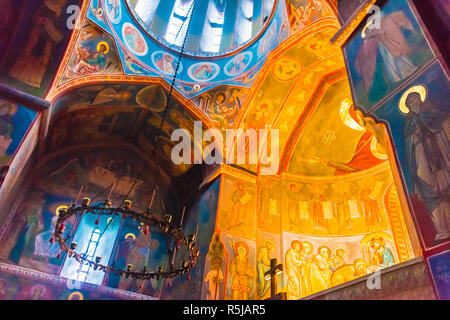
[47,0,289,100]
[36,0,388,181]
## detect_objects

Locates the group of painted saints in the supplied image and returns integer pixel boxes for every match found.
[257,180,387,234]
[285,237,394,300]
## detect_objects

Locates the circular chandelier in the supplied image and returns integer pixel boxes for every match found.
[51,198,199,281]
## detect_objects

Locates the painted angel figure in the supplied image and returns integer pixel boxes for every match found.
[355,11,418,93]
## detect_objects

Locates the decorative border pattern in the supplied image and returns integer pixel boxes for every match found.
[0,262,157,300]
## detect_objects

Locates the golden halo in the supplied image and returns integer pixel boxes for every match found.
[370,136,388,160]
[97,41,110,54]
[398,85,427,114]
[55,205,69,216]
[125,233,136,240]
[361,16,377,39]
[339,97,365,131]
[68,291,84,300]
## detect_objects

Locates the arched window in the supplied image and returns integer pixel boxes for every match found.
[200,0,227,53]
[165,0,195,47]
[134,0,161,26]
[263,0,275,21]
[60,208,121,285]
[235,0,254,46]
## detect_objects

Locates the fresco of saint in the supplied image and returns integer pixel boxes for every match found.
[285,240,302,300]
[229,183,252,228]
[355,11,418,94]
[229,241,254,300]
[256,240,274,298]
[369,236,395,269]
[203,256,224,300]
[9,0,65,88]
[401,88,450,241]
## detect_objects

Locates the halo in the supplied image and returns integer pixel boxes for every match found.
[235,241,249,255]
[370,136,388,160]
[361,16,377,39]
[97,41,110,54]
[68,291,84,300]
[125,233,136,240]
[339,97,365,131]
[55,205,69,216]
[398,85,427,114]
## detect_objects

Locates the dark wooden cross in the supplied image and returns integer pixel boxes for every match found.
[264,258,283,299]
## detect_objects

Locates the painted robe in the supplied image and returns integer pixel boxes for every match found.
[355,11,417,93]
[404,105,450,241]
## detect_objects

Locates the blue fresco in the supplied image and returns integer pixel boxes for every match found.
[161,176,221,300]
[0,101,36,168]
[374,61,449,247]
[87,0,289,99]
[344,0,435,112]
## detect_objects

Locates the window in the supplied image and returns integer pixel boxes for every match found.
[200,0,227,53]
[165,0,195,46]
[76,228,101,282]
[134,0,161,26]
[60,209,121,285]
[263,0,275,21]
[235,0,254,46]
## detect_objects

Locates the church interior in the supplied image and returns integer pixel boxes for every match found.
[0,0,448,301]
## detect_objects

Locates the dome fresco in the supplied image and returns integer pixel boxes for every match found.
[85,0,288,99]
[127,0,276,57]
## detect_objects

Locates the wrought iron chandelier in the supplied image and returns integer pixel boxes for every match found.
[52,198,199,281]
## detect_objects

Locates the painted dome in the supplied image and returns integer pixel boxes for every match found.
[127,0,277,57]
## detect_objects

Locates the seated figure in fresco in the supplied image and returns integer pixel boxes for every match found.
[402,91,450,242]
[310,246,332,293]
[206,92,239,131]
[257,240,275,299]
[314,110,387,176]
[285,240,302,300]
[369,236,395,270]
[230,241,254,300]
[330,258,368,287]
[69,43,108,76]
[204,256,224,300]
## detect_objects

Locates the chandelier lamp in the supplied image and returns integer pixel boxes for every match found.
[51,198,199,281]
